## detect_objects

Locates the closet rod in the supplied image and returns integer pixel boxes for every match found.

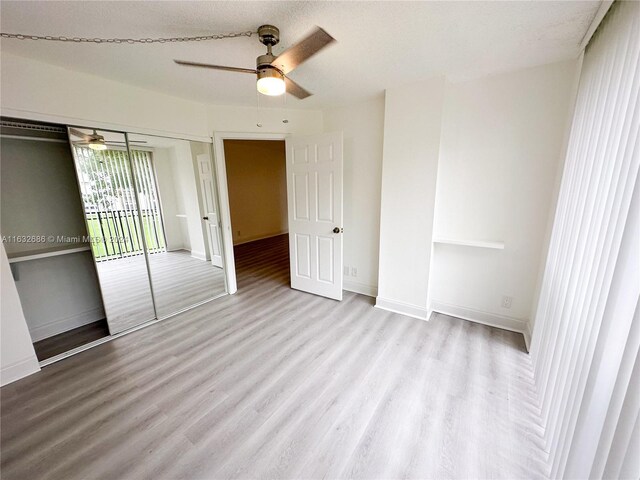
[0,134,68,143]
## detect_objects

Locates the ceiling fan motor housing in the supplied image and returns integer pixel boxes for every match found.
[258,25,280,47]
[257,52,283,83]
[257,25,283,77]
[257,64,283,83]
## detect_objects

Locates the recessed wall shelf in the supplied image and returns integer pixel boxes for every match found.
[432,238,505,250]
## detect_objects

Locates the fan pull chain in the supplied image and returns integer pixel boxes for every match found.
[0,30,255,44]
[256,90,263,128]
[282,87,289,124]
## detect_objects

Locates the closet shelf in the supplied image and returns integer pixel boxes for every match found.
[8,245,92,263]
[432,237,505,250]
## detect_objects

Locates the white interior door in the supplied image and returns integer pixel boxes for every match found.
[286,132,343,300]
[197,153,223,268]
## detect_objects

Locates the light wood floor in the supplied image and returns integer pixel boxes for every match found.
[96,254,157,332]
[146,250,226,318]
[97,251,226,333]
[33,319,110,362]
[0,235,548,479]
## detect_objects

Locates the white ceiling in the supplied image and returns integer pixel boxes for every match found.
[0,1,601,110]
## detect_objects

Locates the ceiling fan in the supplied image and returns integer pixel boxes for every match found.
[69,128,147,151]
[174,25,336,99]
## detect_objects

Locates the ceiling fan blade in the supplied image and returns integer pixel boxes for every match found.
[69,127,91,142]
[284,76,312,99]
[174,60,257,74]
[271,26,336,74]
[109,140,148,144]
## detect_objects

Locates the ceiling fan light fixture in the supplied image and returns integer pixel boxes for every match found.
[257,67,286,96]
[88,140,107,151]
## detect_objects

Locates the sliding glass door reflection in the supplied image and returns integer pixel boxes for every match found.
[68,127,156,333]
[127,134,227,318]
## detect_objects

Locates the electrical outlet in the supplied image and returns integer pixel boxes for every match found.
[501,296,513,309]
[343,266,349,276]
[351,267,358,277]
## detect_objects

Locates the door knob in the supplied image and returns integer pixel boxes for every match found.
[202,216,209,220]
[333,227,342,234]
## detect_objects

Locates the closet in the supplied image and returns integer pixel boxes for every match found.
[1,118,227,362]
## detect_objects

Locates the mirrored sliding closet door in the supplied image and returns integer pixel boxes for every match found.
[68,127,156,333]
[68,127,227,332]
[127,133,227,318]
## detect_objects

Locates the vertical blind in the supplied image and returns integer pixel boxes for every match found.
[74,147,166,261]
[530,1,639,478]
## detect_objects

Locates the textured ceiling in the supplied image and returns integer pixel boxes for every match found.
[0,1,601,109]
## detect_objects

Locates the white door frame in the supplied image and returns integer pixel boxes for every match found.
[212,131,288,294]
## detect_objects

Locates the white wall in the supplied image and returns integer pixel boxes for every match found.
[1,53,210,139]
[154,143,210,257]
[376,77,446,319]
[323,96,385,297]
[13,253,105,342]
[224,140,288,245]
[0,138,87,255]
[207,104,322,136]
[429,59,580,339]
[153,147,184,251]
[1,243,40,386]
[170,143,207,259]
[1,53,323,141]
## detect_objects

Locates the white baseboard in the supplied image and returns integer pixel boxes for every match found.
[1,355,40,387]
[29,306,105,342]
[523,320,532,352]
[343,280,378,298]
[233,231,288,246]
[166,247,189,253]
[430,300,530,349]
[190,250,207,261]
[375,296,429,321]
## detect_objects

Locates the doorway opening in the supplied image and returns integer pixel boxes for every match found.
[222,139,289,289]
